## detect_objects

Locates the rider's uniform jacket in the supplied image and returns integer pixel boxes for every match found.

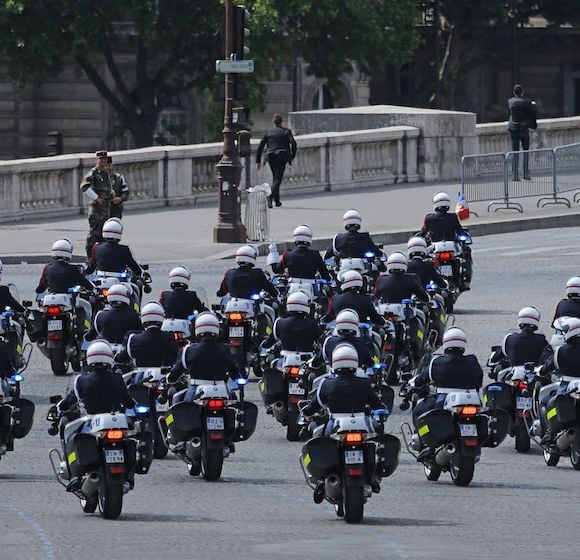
[36,261,94,294]
[168,340,238,384]
[421,212,463,242]
[326,231,383,259]
[322,334,374,369]
[407,258,446,288]
[85,241,141,276]
[271,246,331,280]
[374,272,429,303]
[160,289,206,319]
[0,285,24,312]
[264,315,321,353]
[217,267,278,300]
[117,326,178,367]
[502,330,548,366]
[327,290,384,325]
[543,340,580,378]
[86,306,142,344]
[553,298,580,321]
[415,353,483,390]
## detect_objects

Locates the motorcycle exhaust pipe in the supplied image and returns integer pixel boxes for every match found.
[324,474,342,501]
[81,472,100,498]
[435,443,456,468]
[556,429,576,452]
[272,401,287,423]
[190,437,202,448]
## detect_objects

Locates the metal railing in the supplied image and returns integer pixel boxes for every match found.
[461,142,580,212]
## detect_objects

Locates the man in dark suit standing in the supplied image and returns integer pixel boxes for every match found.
[256,114,297,208]
[507,84,537,181]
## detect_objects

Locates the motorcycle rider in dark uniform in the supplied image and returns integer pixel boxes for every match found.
[116,302,178,367]
[0,260,25,313]
[325,209,384,260]
[325,270,384,326]
[217,245,278,300]
[508,84,537,181]
[168,312,239,404]
[406,237,446,288]
[84,219,141,277]
[160,266,206,320]
[262,291,320,353]
[36,239,94,295]
[256,113,297,208]
[85,284,142,344]
[553,277,580,321]
[302,343,388,496]
[501,307,549,367]
[269,225,331,281]
[420,192,472,290]
[411,328,483,427]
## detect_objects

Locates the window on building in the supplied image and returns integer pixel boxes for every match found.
[155,96,188,145]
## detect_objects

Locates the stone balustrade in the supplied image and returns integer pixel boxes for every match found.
[0,126,420,222]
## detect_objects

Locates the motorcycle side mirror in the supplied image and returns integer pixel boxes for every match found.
[524,361,535,371]
[143,285,152,294]
[49,395,62,404]
[22,300,32,307]
[491,345,500,352]
[141,264,149,271]
[211,304,221,311]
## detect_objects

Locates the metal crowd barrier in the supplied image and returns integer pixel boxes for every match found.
[461,142,580,212]
[244,189,270,242]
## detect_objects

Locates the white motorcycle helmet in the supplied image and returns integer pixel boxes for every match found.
[564,318,580,342]
[51,239,73,261]
[86,340,114,367]
[433,192,452,213]
[566,277,580,299]
[107,284,131,306]
[335,309,360,336]
[169,266,191,289]
[293,225,313,246]
[386,252,408,273]
[407,237,428,257]
[286,291,311,314]
[442,327,467,352]
[517,306,540,330]
[331,343,359,372]
[141,301,165,326]
[343,209,362,230]
[102,219,123,241]
[195,312,220,338]
[341,270,363,291]
[236,245,257,267]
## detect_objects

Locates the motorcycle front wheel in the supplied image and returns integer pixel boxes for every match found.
[201,437,224,481]
[98,481,123,519]
[342,484,364,524]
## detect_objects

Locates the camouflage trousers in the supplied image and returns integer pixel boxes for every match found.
[86,205,110,257]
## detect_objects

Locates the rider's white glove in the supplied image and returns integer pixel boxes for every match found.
[266,241,280,266]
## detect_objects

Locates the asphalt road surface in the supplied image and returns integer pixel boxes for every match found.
[1,227,579,560]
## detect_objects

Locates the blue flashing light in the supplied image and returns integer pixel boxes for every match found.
[373,363,383,370]
[373,408,390,416]
[188,314,195,321]
[316,279,328,285]
[364,251,375,258]
[120,272,128,279]
[427,281,438,290]
[67,286,81,294]
[487,385,502,392]
[135,405,150,414]
[235,377,249,386]
[402,299,414,305]
[250,293,262,301]
[11,374,24,382]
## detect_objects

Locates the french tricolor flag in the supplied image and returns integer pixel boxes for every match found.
[456,192,470,221]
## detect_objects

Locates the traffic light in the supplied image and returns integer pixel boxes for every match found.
[47,131,63,156]
[232,5,250,60]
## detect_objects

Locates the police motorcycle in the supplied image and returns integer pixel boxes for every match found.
[218,292,276,378]
[299,406,399,524]
[273,275,331,320]
[485,353,535,453]
[260,348,316,441]
[160,378,258,481]
[89,265,152,312]
[425,281,447,346]
[427,230,471,313]
[378,298,428,385]
[122,367,171,460]
[47,398,153,519]
[1,307,32,373]
[327,250,385,297]
[161,286,209,347]
[400,378,509,486]
[0,371,35,464]
[28,286,93,375]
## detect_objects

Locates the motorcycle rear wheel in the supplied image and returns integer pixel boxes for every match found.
[514,423,531,453]
[98,482,123,519]
[570,435,580,470]
[450,454,475,487]
[49,348,68,376]
[201,438,223,481]
[286,412,301,442]
[343,484,364,524]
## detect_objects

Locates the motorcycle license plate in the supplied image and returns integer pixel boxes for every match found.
[459,424,477,437]
[156,401,169,412]
[206,417,224,430]
[229,326,245,338]
[104,449,124,463]
[47,319,63,331]
[438,265,453,276]
[516,397,533,410]
[288,382,304,395]
[344,450,364,464]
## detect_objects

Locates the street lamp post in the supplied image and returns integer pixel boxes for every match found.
[214,0,246,243]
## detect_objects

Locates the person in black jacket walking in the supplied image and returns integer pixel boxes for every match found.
[507,84,537,181]
[256,114,297,208]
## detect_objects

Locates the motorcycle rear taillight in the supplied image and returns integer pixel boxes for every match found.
[46,306,62,316]
[229,340,242,347]
[516,381,527,392]
[207,399,225,411]
[227,312,246,323]
[285,366,300,378]
[437,252,453,262]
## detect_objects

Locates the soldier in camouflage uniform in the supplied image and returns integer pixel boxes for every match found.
[80,150,113,258]
[106,155,129,219]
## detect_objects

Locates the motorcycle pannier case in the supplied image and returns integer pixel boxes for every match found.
[231,401,259,442]
[12,399,35,439]
[301,437,341,481]
[483,383,513,411]
[375,433,401,478]
[25,309,44,343]
[66,433,100,478]
[480,409,510,448]
[416,409,455,447]
[259,368,285,405]
[166,402,202,442]
[547,395,577,432]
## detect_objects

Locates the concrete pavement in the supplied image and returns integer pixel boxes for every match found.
[2,180,580,263]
